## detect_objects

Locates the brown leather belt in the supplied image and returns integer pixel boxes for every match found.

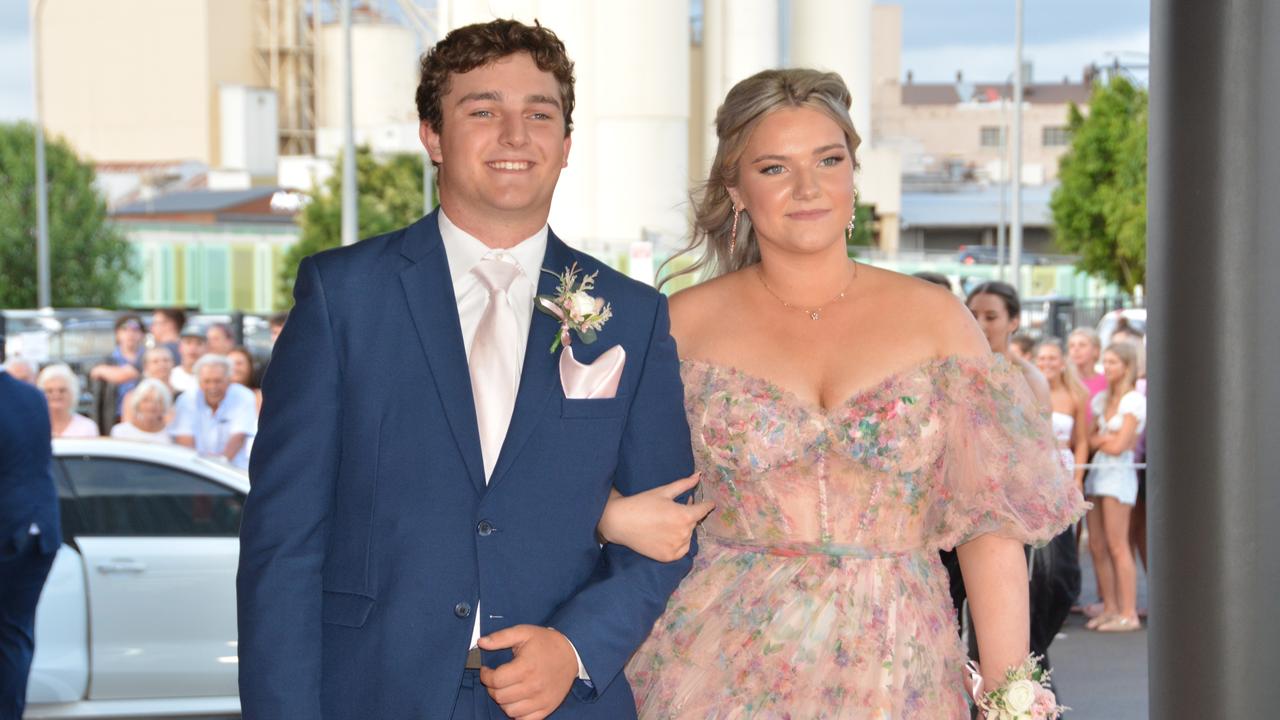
[465,647,483,670]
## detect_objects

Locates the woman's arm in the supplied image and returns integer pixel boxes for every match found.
[1072,399,1089,489]
[956,533,1030,686]
[1095,415,1140,455]
[596,475,714,562]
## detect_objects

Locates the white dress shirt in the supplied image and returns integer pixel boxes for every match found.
[438,211,590,681]
[169,383,258,469]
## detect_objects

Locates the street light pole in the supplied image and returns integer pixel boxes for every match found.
[1009,0,1024,293]
[340,0,358,246]
[31,0,51,307]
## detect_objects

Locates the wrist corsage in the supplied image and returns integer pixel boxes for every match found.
[968,654,1067,719]
[536,263,613,353]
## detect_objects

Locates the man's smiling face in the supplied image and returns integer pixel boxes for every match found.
[422,52,571,233]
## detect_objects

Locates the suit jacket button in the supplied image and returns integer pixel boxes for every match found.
[454,602,472,619]
[477,520,495,536]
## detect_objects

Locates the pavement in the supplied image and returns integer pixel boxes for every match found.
[1049,535,1150,720]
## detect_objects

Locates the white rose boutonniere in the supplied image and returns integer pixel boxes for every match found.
[536,263,613,353]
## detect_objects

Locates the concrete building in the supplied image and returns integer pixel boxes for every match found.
[871,4,1091,186]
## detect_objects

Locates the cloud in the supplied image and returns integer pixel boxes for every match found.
[900,28,1150,84]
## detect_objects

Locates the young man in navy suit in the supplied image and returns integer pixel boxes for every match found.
[237,19,695,719]
[0,367,61,720]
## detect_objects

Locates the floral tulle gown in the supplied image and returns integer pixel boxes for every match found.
[627,354,1088,719]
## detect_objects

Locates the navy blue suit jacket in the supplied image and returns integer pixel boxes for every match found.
[0,371,60,558]
[237,211,695,719]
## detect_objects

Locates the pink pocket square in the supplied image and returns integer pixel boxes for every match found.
[559,345,626,399]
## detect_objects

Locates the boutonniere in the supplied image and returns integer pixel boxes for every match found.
[536,262,613,353]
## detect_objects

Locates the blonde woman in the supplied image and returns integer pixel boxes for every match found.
[36,364,98,438]
[1035,337,1091,490]
[606,68,1085,718]
[1083,341,1146,632]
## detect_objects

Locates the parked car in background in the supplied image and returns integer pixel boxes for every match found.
[955,244,1001,265]
[1097,308,1148,345]
[26,439,245,719]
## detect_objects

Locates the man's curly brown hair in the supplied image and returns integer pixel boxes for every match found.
[415,19,576,137]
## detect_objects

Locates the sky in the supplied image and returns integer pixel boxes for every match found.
[0,1,1149,124]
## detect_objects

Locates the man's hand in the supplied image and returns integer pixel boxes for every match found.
[478,625,578,720]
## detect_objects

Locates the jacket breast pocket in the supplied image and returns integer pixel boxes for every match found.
[560,395,629,419]
[321,590,375,628]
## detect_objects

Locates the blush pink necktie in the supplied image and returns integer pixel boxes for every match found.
[469,258,523,482]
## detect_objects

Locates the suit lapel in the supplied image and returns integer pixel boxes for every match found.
[487,232,576,489]
[398,210,486,496]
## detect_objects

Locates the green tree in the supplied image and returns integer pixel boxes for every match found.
[0,123,134,308]
[1050,75,1148,293]
[278,147,430,306]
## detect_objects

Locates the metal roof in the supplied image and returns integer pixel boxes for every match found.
[900,184,1057,228]
[112,187,281,216]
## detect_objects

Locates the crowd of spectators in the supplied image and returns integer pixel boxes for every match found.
[3,309,288,471]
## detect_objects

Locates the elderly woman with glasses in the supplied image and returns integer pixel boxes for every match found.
[36,364,99,438]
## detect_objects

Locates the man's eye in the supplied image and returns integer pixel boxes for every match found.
[530,112,552,120]
[471,110,493,118]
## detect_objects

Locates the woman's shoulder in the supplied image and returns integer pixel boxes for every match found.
[667,270,750,351]
[858,266,988,358]
[68,414,100,436]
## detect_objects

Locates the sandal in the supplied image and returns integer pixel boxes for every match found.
[1095,616,1142,632]
[1084,613,1113,630]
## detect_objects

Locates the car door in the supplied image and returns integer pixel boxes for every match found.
[59,455,243,700]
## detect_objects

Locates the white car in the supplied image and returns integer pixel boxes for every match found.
[26,439,246,719]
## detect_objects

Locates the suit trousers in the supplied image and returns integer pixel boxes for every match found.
[453,669,505,720]
[0,541,57,720]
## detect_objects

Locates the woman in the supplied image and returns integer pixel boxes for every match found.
[228,346,263,412]
[607,68,1084,718]
[966,281,1051,409]
[1068,328,1107,402]
[121,347,177,426]
[110,379,173,444]
[37,363,99,438]
[1082,341,1146,632]
[1035,338,1090,490]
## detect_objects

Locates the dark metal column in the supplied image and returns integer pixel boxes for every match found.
[1149,1,1280,717]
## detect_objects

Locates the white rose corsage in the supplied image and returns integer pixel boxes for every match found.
[969,654,1067,719]
[535,263,613,353]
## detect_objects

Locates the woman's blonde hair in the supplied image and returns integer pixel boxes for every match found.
[659,68,861,287]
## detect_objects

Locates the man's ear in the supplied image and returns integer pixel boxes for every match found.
[420,121,444,165]
[561,133,571,168]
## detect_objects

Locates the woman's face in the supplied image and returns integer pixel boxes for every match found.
[727,107,854,258]
[42,378,72,415]
[1068,334,1098,369]
[135,395,163,427]
[145,352,174,381]
[230,352,252,386]
[1102,350,1128,384]
[967,293,1018,352]
[1035,343,1064,379]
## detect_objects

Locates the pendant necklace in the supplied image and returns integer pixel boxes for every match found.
[755,262,858,320]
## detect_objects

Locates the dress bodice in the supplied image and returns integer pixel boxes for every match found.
[681,354,1084,556]
[1051,411,1074,447]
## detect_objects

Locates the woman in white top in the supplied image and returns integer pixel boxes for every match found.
[110,379,174,444]
[1083,341,1146,632]
[37,363,99,438]
[1035,337,1090,490]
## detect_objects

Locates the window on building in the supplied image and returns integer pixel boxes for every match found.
[980,126,1003,147]
[1043,126,1071,146]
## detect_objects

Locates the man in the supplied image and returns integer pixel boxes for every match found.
[169,325,207,394]
[238,19,695,720]
[150,308,186,363]
[171,354,257,470]
[0,365,60,719]
[1,357,37,385]
[205,323,236,356]
[90,314,146,421]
